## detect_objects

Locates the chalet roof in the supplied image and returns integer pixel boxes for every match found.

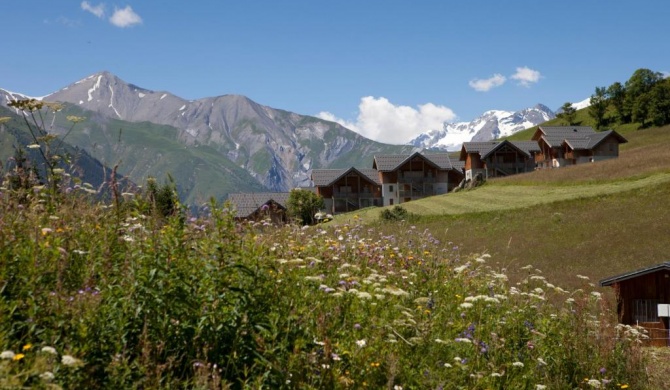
[459,140,540,161]
[373,152,455,171]
[227,192,290,218]
[451,160,465,171]
[532,126,596,141]
[600,262,670,286]
[513,141,541,155]
[563,130,628,150]
[311,167,380,186]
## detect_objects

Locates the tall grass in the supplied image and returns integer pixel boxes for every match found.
[0,183,650,388]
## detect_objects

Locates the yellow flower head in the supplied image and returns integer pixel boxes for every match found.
[13,353,25,361]
[22,344,32,351]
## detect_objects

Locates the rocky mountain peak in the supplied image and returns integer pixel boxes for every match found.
[409,104,555,150]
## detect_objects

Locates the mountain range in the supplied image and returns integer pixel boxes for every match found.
[1,71,563,203]
[1,72,414,203]
[409,104,556,151]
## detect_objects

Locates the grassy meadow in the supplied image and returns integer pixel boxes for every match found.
[342,125,670,290]
[1,121,668,388]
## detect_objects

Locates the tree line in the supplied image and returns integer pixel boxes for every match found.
[559,68,670,130]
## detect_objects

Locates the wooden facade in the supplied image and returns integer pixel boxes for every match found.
[373,153,462,206]
[601,263,670,347]
[227,192,291,224]
[460,141,538,180]
[311,168,382,214]
[532,126,627,169]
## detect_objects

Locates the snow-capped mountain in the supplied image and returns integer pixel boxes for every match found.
[409,104,555,151]
[1,71,412,196]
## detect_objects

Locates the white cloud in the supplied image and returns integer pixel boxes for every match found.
[109,6,143,28]
[469,74,506,92]
[511,66,542,87]
[81,1,105,18]
[317,96,456,145]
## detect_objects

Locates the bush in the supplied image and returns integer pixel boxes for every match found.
[380,205,416,222]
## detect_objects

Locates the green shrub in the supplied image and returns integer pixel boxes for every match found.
[380,205,417,222]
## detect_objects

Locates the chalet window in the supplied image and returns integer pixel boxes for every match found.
[389,185,394,193]
[633,299,660,323]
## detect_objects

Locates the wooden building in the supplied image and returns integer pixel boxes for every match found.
[600,262,670,347]
[227,192,290,224]
[310,167,382,214]
[372,152,463,206]
[459,140,540,180]
[532,126,627,169]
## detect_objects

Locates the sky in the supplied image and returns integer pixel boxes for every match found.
[1,1,669,144]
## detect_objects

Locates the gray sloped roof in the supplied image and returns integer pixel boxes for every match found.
[311,167,380,186]
[451,160,465,171]
[373,154,412,171]
[424,153,455,169]
[461,140,539,160]
[512,141,541,154]
[562,130,628,150]
[227,192,291,218]
[462,142,499,156]
[311,169,347,186]
[600,262,670,286]
[537,126,596,138]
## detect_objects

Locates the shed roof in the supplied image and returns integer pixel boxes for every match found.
[227,192,291,218]
[311,167,380,186]
[600,262,670,286]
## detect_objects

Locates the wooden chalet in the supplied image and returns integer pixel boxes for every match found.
[227,192,290,224]
[372,152,463,206]
[459,140,540,180]
[532,126,627,169]
[601,262,670,347]
[310,167,382,214]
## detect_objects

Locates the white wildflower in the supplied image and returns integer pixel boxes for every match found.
[0,350,15,359]
[356,339,366,348]
[536,385,547,390]
[40,371,55,382]
[61,355,81,366]
[512,361,524,367]
[537,357,547,366]
[591,291,602,299]
[444,363,453,368]
[27,144,41,149]
[41,346,57,355]
[577,275,590,280]
[454,338,471,343]
[491,372,502,377]
[459,302,474,309]
[587,379,601,388]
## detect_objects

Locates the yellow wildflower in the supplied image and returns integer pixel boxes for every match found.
[13,353,25,361]
[22,344,32,351]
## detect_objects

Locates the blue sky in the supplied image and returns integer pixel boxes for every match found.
[1,1,668,144]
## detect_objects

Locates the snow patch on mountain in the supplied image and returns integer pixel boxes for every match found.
[571,97,591,110]
[409,104,555,151]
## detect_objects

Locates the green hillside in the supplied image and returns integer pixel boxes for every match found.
[0,106,120,190]
[45,105,267,205]
[337,124,670,290]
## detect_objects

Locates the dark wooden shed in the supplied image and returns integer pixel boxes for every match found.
[600,262,670,347]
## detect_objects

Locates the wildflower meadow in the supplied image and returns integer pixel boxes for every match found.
[0,179,649,389]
